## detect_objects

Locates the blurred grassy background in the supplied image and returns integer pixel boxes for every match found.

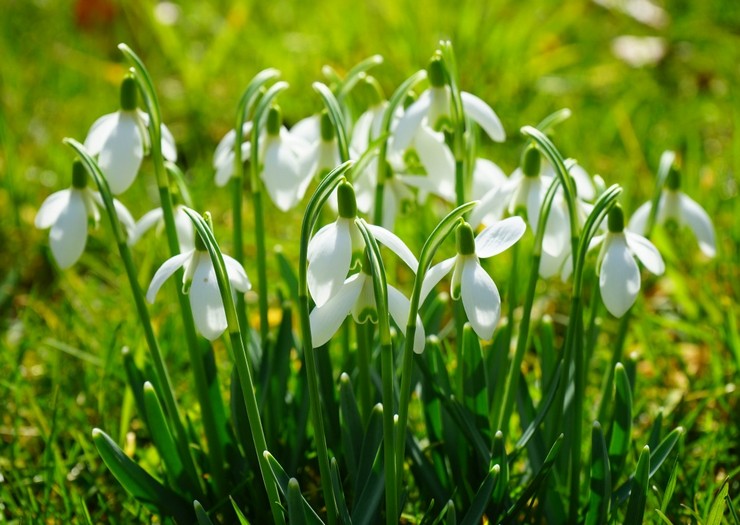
[1,0,739,521]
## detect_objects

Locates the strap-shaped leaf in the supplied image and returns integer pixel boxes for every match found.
[461,324,488,437]
[339,373,363,487]
[586,422,611,525]
[608,363,632,482]
[329,459,352,525]
[263,451,324,525]
[705,477,730,525]
[624,446,650,524]
[354,404,384,505]
[194,500,215,525]
[142,382,187,493]
[491,431,509,517]
[288,478,309,525]
[460,465,500,525]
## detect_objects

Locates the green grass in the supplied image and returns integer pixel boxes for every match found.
[1,0,739,522]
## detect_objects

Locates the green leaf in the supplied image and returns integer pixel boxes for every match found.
[339,373,363,487]
[491,431,509,512]
[585,421,611,525]
[263,452,323,525]
[660,455,679,513]
[231,496,253,525]
[287,478,309,525]
[142,382,187,493]
[705,477,730,525]
[275,249,299,307]
[92,428,191,523]
[354,404,384,502]
[313,82,350,161]
[460,464,499,525]
[194,500,215,525]
[624,446,650,524]
[329,458,352,525]
[728,492,740,525]
[608,363,632,482]
[654,509,674,524]
[461,324,489,438]
[406,434,450,508]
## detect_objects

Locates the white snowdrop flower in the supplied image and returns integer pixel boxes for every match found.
[309,266,426,354]
[391,56,505,156]
[627,168,716,257]
[146,231,250,341]
[592,205,665,317]
[35,160,135,269]
[84,76,177,195]
[420,218,526,340]
[297,112,342,194]
[213,121,252,188]
[129,203,194,253]
[307,182,418,307]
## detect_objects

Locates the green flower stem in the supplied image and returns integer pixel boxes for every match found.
[355,219,397,525]
[395,202,477,498]
[355,321,373,423]
[373,70,427,226]
[119,44,229,494]
[65,139,202,498]
[496,177,561,434]
[336,54,383,100]
[183,209,285,525]
[313,82,350,162]
[297,161,354,525]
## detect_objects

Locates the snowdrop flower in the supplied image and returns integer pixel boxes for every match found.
[627,168,716,257]
[35,160,135,269]
[146,230,250,340]
[593,205,665,317]
[213,121,252,187]
[391,55,505,156]
[420,218,526,340]
[296,112,342,189]
[260,106,311,211]
[130,203,194,253]
[84,76,177,195]
[307,181,418,307]
[310,259,426,353]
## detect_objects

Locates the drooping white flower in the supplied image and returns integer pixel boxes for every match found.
[146,237,250,341]
[295,112,342,196]
[592,205,665,317]
[35,160,135,269]
[307,181,418,307]
[627,169,716,257]
[84,76,177,195]
[420,217,526,340]
[129,204,194,253]
[213,122,252,188]
[309,269,426,354]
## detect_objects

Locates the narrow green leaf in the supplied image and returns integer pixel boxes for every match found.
[727,492,740,525]
[231,496,253,525]
[406,434,449,507]
[275,249,299,307]
[445,500,457,525]
[586,421,611,525]
[354,404,384,504]
[338,54,384,98]
[608,363,632,482]
[142,382,186,492]
[460,464,500,525]
[122,347,148,428]
[263,452,323,525]
[329,458,352,525]
[194,500,215,525]
[647,409,664,451]
[660,455,679,513]
[491,431,509,510]
[288,478,309,525]
[625,446,651,524]
[705,477,730,525]
[92,428,191,523]
[339,373,363,487]
[313,82,350,161]
[461,324,489,438]
[654,509,674,524]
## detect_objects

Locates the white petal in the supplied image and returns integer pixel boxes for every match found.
[262,139,301,211]
[49,190,88,269]
[190,258,228,341]
[541,198,570,258]
[468,183,512,228]
[83,113,117,155]
[130,208,164,245]
[460,257,501,340]
[97,112,144,194]
[381,185,399,231]
[214,122,252,168]
[307,220,352,307]
[387,284,425,354]
[415,126,455,192]
[160,123,178,162]
[112,198,136,238]
[539,247,568,279]
[679,193,716,257]
[525,178,546,234]
[420,257,456,303]
[474,216,527,259]
[600,235,640,318]
[569,162,595,201]
[146,251,192,303]
[366,224,418,272]
[35,189,71,229]
[174,206,195,253]
[471,158,507,201]
[625,231,665,275]
[350,109,374,153]
[461,91,505,142]
[627,201,652,235]
[309,274,364,347]
[223,254,251,292]
[391,90,432,154]
[291,115,321,143]
[397,174,455,203]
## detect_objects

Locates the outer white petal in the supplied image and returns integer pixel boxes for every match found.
[160,123,178,161]
[414,126,455,191]
[569,162,595,201]
[262,138,301,211]
[525,177,546,234]
[351,109,375,153]
[460,257,501,340]
[542,198,570,258]
[461,91,505,142]
[223,254,252,292]
[112,198,136,238]
[540,246,568,279]
[130,208,164,245]
[190,258,228,341]
[627,201,652,235]
[214,122,252,168]
[309,274,364,347]
[97,112,144,195]
[397,174,455,203]
[599,235,640,318]
[174,206,195,253]
[35,189,71,229]
[381,183,399,231]
[420,257,456,303]
[391,90,432,154]
[146,251,192,303]
[471,158,507,201]
[49,190,88,269]
[468,182,514,228]
[366,224,419,272]
[474,216,527,259]
[387,284,426,354]
[291,115,320,143]
[625,231,665,275]
[307,219,352,307]
[83,113,117,155]
[678,193,716,257]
